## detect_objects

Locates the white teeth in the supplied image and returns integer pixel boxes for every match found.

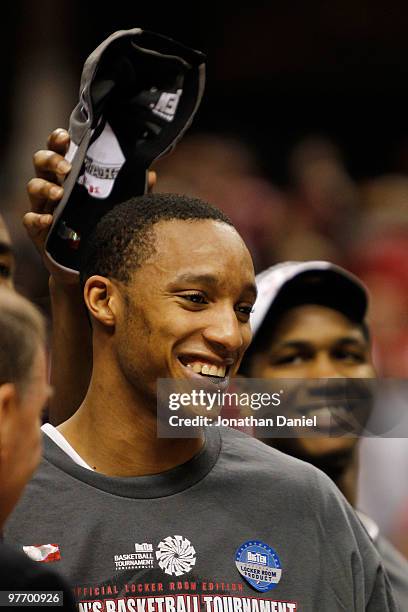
[184,361,227,378]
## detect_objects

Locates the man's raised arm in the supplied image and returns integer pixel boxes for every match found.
[25,128,92,425]
[25,129,158,424]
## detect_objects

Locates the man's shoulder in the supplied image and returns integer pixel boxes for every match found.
[375,533,408,593]
[218,427,334,493]
[219,426,320,472]
[217,428,380,562]
[21,434,71,490]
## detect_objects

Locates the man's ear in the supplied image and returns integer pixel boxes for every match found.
[83,276,119,328]
[0,383,19,459]
[147,170,157,192]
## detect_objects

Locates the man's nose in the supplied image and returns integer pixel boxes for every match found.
[203,306,248,353]
[308,352,344,378]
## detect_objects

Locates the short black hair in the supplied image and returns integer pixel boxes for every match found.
[80,193,233,284]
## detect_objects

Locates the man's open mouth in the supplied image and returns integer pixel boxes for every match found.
[178,356,231,384]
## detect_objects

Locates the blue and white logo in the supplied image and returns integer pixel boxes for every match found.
[235,540,282,592]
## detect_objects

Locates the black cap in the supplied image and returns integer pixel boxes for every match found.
[239,261,369,373]
[45,28,206,273]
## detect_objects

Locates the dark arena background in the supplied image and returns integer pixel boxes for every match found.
[1,0,408,559]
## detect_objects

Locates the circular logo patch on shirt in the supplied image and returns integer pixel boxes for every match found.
[156,535,196,576]
[235,540,282,592]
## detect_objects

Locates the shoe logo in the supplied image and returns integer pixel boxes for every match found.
[151,89,182,122]
[156,535,196,576]
[22,544,61,563]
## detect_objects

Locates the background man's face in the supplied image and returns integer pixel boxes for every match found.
[0,215,15,289]
[0,345,50,516]
[114,219,256,402]
[250,304,376,458]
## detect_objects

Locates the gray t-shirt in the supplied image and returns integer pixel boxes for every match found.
[375,534,408,611]
[5,427,396,611]
[358,511,408,611]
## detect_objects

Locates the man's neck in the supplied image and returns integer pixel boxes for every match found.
[335,452,358,506]
[302,447,359,506]
[272,440,359,506]
[57,369,204,477]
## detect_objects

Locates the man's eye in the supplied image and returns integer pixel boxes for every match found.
[334,350,365,363]
[236,305,254,315]
[181,293,208,304]
[0,264,11,279]
[272,354,305,366]
[235,304,255,322]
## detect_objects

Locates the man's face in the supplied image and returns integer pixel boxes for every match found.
[113,219,256,402]
[249,304,375,458]
[0,215,15,288]
[1,345,51,516]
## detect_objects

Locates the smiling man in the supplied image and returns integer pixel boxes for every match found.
[56,194,256,475]
[241,261,375,481]
[240,260,408,609]
[4,191,398,610]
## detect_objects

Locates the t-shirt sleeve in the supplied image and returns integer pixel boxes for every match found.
[307,467,398,611]
[366,565,399,612]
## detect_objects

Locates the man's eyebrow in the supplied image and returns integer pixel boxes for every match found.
[244,283,258,300]
[171,273,219,286]
[272,341,310,351]
[169,273,257,298]
[273,337,367,350]
[336,336,368,345]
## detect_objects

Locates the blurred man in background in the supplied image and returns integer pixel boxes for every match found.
[0,288,75,609]
[240,261,408,609]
